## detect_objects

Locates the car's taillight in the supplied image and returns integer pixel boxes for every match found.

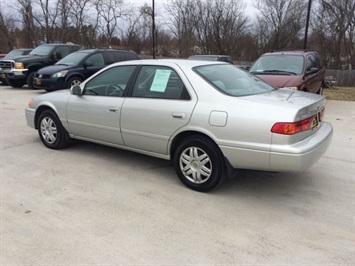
[271,115,318,135]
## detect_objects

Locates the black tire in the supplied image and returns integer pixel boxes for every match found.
[67,77,82,89]
[37,109,70,149]
[7,78,25,88]
[173,135,225,192]
[26,71,36,89]
[0,78,8,86]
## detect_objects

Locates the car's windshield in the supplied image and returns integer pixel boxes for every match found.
[56,51,90,66]
[8,50,26,56]
[194,64,275,96]
[250,55,305,75]
[29,45,53,56]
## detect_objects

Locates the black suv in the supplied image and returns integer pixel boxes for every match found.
[33,49,140,92]
[0,43,80,89]
[249,50,325,94]
[0,48,33,85]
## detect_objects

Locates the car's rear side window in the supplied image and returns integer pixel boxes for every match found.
[132,66,190,100]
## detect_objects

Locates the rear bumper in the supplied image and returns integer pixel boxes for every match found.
[220,122,333,172]
[269,122,333,171]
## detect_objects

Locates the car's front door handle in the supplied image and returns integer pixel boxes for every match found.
[108,106,119,112]
[172,112,186,119]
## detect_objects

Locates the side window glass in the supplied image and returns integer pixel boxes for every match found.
[83,65,136,97]
[104,51,125,64]
[132,66,190,100]
[53,47,70,60]
[306,55,317,71]
[85,53,105,66]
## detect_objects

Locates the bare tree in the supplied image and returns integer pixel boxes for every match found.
[165,0,196,57]
[15,0,37,47]
[0,3,17,52]
[254,0,307,52]
[312,0,355,69]
[94,0,131,47]
[68,0,95,46]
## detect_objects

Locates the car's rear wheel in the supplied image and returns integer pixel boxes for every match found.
[37,110,70,149]
[173,135,225,192]
[7,79,25,88]
[26,71,36,89]
[67,77,82,88]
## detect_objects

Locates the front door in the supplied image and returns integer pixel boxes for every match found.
[66,65,136,145]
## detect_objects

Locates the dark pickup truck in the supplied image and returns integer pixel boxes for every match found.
[0,43,80,89]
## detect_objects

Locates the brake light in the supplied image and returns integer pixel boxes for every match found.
[28,99,34,107]
[271,115,317,135]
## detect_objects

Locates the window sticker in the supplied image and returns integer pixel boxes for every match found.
[150,69,171,92]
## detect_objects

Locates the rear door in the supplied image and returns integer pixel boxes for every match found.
[120,64,197,155]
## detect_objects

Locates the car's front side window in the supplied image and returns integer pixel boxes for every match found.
[132,66,190,100]
[83,65,136,97]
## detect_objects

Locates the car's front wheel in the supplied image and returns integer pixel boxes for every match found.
[37,110,70,149]
[7,79,25,88]
[173,135,225,192]
[67,77,82,88]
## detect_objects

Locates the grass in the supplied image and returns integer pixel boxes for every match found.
[323,86,355,101]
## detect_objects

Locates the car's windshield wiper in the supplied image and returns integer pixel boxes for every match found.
[259,69,297,75]
[56,63,69,66]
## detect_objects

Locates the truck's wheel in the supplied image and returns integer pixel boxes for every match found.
[26,72,36,89]
[7,79,25,88]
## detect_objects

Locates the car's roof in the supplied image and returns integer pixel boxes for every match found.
[262,50,317,56]
[76,48,134,53]
[113,58,226,68]
[189,55,231,58]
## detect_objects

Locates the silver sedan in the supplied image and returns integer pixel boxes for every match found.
[25,59,333,192]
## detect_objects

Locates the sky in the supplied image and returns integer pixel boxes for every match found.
[130,0,259,18]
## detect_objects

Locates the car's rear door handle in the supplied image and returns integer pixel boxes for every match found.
[172,112,185,119]
[108,106,119,112]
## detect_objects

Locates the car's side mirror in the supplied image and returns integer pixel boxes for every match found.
[71,85,82,96]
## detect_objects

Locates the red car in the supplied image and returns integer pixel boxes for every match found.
[249,50,326,94]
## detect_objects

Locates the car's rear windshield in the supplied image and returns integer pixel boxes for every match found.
[250,55,305,75]
[194,64,275,96]
[56,51,90,66]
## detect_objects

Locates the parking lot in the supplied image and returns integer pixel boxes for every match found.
[1,85,354,264]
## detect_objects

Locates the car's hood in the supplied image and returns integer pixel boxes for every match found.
[3,54,47,63]
[37,65,71,74]
[255,74,302,88]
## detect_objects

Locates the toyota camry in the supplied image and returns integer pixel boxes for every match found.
[25,59,333,192]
